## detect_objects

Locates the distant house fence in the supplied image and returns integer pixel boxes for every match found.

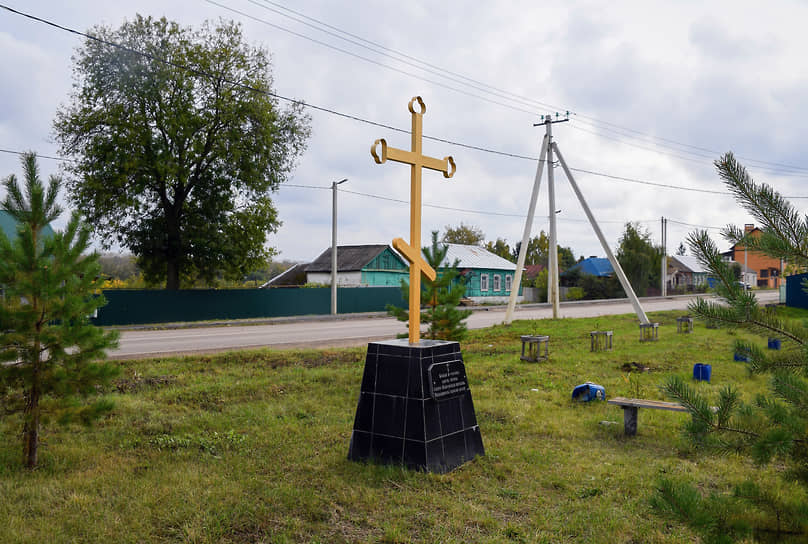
[91,287,407,326]
[786,273,808,309]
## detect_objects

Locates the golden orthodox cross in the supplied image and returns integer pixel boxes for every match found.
[371,96,456,344]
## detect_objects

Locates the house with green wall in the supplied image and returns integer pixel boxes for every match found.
[305,244,409,287]
[0,210,54,242]
[441,243,520,303]
[304,243,521,302]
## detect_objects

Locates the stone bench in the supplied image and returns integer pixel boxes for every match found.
[676,316,694,333]
[607,396,688,436]
[520,335,549,362]
[590,330,613,352]
[639,322,659,342]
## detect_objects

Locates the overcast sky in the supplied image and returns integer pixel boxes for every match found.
[2,1,808,264]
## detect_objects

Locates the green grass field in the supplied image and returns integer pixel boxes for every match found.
[0,311,785,543]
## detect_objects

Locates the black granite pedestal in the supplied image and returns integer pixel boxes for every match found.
[347,339,485,473]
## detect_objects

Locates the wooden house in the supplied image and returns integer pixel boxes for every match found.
[442,244,519,303]
[305,245,409,287]
[668,255,709,288]
[728,224,782,288]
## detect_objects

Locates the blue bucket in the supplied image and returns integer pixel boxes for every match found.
[768,338,781,350]
[572,382,605,402]
[693,363,712,383]
[734,349,750,362]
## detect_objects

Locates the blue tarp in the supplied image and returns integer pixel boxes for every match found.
[564,257,613,277]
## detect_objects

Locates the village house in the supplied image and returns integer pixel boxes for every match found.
[0,210,54,241]
[667,255,709,289]
[305,244,409,287]
[442,243,520,304]
[299,243,521,303]
[727,224,782,288]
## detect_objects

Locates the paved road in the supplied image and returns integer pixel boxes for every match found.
[110,290,780,359]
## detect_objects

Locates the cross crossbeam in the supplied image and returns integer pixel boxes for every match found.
[371,96,455,344]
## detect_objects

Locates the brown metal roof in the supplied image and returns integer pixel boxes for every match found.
[305,244,393,273]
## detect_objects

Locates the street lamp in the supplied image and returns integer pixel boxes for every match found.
[331,178,348,315]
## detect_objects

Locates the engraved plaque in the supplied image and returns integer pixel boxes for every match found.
[428,360,469,401]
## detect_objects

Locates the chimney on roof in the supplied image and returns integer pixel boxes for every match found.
[744,224,755,233]
[589,255,597,259]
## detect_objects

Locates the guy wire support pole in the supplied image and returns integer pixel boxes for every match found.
[546,116,560,318]
[661,216,667,297]
[331,178,348,315]
[504,133,549,325]
[553,143,650,324]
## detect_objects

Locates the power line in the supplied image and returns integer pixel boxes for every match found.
[242,0,566,114]
[9,1,808,178]
[2,5,807,200]
[282,182,655,224]
[223,0,808,175]
[0,142,737,199]
[204,0,540,117]
[666,218,723,231]
[0,148,73,162]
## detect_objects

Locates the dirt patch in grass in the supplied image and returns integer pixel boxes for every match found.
[115,373,176,393]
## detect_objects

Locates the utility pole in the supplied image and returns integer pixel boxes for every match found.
[661,216,667,296]
[546,116,560,317]
[331,178,348,315]
[504,134,547,324]
[505,113,567,325]
[506,112,650,326]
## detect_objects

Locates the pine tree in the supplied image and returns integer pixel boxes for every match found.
[655,152,808,541]
[388,231,472,341]
[0,153,119,469]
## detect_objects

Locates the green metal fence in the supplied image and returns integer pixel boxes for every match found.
[92,287,407,326]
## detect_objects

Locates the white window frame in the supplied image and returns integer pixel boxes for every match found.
[505,274,512,292]
[493,274,501,291]
[480,273,489,292]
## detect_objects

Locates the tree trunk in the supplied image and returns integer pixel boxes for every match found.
[24,399,39,469]
[23,368,40,469]
[166,260,180,290]
[164,208,182,290]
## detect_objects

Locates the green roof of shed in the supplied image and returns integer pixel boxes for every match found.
[0,210,55,241]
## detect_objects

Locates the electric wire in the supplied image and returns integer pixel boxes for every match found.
[7,1,806,178]
[226,0,808,175]
[666,218,724,231]
[204,0,540,117]
[0,148,73,162]
[284,183,656,224]
[241,0,566,114]
[2,5,807,201]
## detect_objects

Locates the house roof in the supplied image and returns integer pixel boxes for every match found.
[441,243,516,271]
[565,257,613,277]
[670,255,708,274]
[522,264,545,279]
[261,263,307,287]
[305,244,398,273]
[306,243,517,274]
[0,210,55,240]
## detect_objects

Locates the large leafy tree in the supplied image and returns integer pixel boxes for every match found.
[54,16,311,289]
[557,245,576,271]
[0,153,118,469]
[388,231,472,341]
[484,237,514,262]
[510,231,575,271]
[616,222,661,296]
[442,223,485,246]
[654,153,808,541]
[512,232,548,265]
